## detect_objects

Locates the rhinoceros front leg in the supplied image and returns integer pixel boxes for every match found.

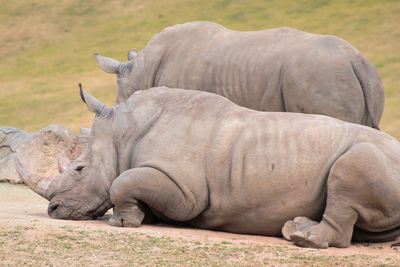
[108,207,125,227]
[108,167,200,228]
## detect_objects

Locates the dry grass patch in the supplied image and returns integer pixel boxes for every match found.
[1,224,400,266]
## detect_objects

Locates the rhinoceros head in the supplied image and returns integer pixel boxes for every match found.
[94,50,137,104]
[15,85,117,220]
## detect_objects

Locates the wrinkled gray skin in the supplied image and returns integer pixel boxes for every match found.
[95,21,384,129]
[16,87,400,249]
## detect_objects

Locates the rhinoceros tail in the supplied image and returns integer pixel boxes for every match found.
[351,58,384,130]
[352,226,400,243]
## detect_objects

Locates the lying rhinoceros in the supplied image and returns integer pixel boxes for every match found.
[15,86,400,249]
[95,21,384,129]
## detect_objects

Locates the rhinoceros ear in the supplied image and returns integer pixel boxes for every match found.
[79,84,112,118]
[94,53,121,74]
[127,49,137,60]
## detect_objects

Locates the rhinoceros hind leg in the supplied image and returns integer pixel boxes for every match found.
[289,143,396,248]
[288,211,357,248]
[282,216,318,241]
[290,227,329,249]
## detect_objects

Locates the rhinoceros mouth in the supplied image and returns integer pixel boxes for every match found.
[47,201,79,220]
[48,197,111,220]
[85,198,112,219]
[47,202,93,220]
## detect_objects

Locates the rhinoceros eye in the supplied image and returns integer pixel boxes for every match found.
[75,166,85,172]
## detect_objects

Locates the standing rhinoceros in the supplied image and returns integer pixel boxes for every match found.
[95,21,384,129]
[15,86,400,249]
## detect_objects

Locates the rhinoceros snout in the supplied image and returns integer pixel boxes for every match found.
[47,201,75,219]
[47,202,59,217]
[47,201,98,220]
[47,202,64,219]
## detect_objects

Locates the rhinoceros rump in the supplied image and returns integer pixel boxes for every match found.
[95,21,384,129]
[17,86,400,249]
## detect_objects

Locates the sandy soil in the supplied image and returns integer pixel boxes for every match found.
[1,183,400,266]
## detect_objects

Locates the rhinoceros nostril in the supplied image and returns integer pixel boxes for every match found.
[48,203,60,217]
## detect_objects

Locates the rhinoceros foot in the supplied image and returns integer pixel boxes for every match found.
[108,206,144,228]
[108,213,142,227]
[108,215,142,228]
[288,217,353,249]
[282,216,319,241]
[122,219,142,228]
[108,214,123,227]
[290,228,329,249]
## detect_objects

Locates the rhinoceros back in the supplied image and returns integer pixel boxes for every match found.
[137,21,383,128]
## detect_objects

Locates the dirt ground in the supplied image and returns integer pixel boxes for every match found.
[1,183,400,266]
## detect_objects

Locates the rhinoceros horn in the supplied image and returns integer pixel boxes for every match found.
[13,157,53,200]
[79,83,112,118]
[57,153,71,174]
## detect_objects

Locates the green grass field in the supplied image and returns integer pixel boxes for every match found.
[1,0,399,138]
